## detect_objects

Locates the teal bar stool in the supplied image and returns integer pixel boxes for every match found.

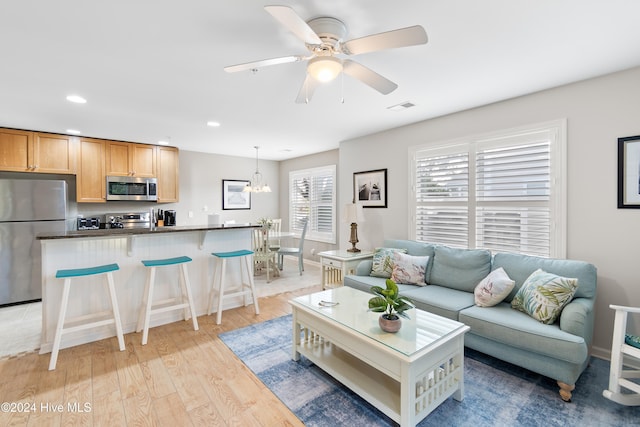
[208,250,259,325]
[49,263,125,371]
[136,256,199,345]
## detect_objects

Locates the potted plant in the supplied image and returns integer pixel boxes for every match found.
[368,278,415,333]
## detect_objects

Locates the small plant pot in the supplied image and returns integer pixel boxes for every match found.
[379,314,402,333]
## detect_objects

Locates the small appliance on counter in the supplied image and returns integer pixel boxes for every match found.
[77,217,101,230]
[164,210,176,226]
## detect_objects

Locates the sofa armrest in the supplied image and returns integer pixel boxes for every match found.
[559,297,595,343]
[355,260,373,276]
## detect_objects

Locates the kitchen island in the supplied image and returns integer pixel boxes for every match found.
[37,223,259,354]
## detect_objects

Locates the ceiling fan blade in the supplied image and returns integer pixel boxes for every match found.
[342,60,398,95]
[264,5,322,45]
[342,25,428,55]
[295,75,320,104]
[224,55,305,73]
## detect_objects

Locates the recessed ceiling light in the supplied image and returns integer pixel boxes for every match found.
[206,121,221,127]
[66,95,87,104]
[66,129,81,134]
[157,141,170,146]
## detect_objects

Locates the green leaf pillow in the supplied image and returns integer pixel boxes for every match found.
[511,269,578,325]
[370,248,408,278]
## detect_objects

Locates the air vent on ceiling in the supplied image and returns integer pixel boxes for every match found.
[387,101,415,111]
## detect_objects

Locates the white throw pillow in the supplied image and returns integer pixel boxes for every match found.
[474,267,515,307]
[390,252,429,286]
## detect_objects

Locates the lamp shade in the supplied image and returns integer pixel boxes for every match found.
[307,56,343,83]
[343,203,364,223]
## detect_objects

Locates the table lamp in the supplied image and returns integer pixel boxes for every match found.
[343,203,364,253]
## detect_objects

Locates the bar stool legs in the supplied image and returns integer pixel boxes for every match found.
[49,263,125,371]
[136,256,199,345]
[209,250,259,325]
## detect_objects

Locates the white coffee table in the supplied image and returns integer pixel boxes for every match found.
[290,287,470,427]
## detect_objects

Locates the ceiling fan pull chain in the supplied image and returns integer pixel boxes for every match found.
[340,70,345,104]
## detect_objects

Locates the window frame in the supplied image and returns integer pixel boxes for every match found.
[409,119,567,258]
[288,164,337,244]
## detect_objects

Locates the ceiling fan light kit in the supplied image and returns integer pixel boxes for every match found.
[307,56,343,82]
[224,5,428,103]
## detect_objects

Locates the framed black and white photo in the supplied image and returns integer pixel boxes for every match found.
[618,135,640,208]
[222,179,251,210]
[353,168,387,208]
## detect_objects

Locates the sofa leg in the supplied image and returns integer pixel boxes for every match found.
[558,381,575,401]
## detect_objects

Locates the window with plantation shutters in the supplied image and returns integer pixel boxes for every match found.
[415,150,470,248]
[410,120,567,258]
[289,165,336,243]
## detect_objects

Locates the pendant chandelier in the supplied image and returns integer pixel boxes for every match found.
[243,146,271,193]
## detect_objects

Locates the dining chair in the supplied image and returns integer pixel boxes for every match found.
[269,218,282,252]
[252,228,278,282]
[277,218,308,275]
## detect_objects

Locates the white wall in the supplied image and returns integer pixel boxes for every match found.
[339,66,640,357]
[177,150,279,225]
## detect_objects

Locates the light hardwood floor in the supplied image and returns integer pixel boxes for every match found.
[0,284,322,426]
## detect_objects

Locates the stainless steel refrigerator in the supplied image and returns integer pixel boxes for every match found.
[0,179,69,305]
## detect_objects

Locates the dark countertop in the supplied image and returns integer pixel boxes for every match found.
[37,223,260,240]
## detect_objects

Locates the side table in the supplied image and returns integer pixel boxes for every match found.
[318,250,374,289]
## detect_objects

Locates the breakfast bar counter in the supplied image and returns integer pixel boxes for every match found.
[37,224,259,354]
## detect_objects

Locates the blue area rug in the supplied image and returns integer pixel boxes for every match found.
[219,315,639,426]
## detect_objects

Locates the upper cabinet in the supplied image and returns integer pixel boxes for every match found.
[0,127,179,204]
[105,141,156,177]
[33,133,76,174]
[157,146,179,203]
[0,128,30,171]
[0,129,75,174]
[76,138,106,203]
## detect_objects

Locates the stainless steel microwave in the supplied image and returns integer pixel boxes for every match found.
[106,176,158,201]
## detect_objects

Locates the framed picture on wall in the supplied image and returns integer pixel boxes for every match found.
[618,135,640,208]
[353,168,387,208]
[222,179,251,210]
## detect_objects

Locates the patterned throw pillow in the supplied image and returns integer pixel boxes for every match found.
[391,252,430,286]
[370,248,408,278]
[626,334,640,349]
[511,269,578,324]
[474,268,515,307]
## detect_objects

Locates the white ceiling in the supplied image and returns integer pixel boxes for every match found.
[2,1,640,161]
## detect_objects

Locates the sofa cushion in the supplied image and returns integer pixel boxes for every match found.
[429,246,491,292]
[343,274,418,296]
[474,267,515,307]
[492,252,596,301]
[402,285,475,320]
[459,304,587,364]
[511,269,578,325]
[391,252,429,286]
[370,247,407,278]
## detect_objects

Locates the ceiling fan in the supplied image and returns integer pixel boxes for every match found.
[224,5,428,103]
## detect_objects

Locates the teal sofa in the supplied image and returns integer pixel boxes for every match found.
[343,239,597,401]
